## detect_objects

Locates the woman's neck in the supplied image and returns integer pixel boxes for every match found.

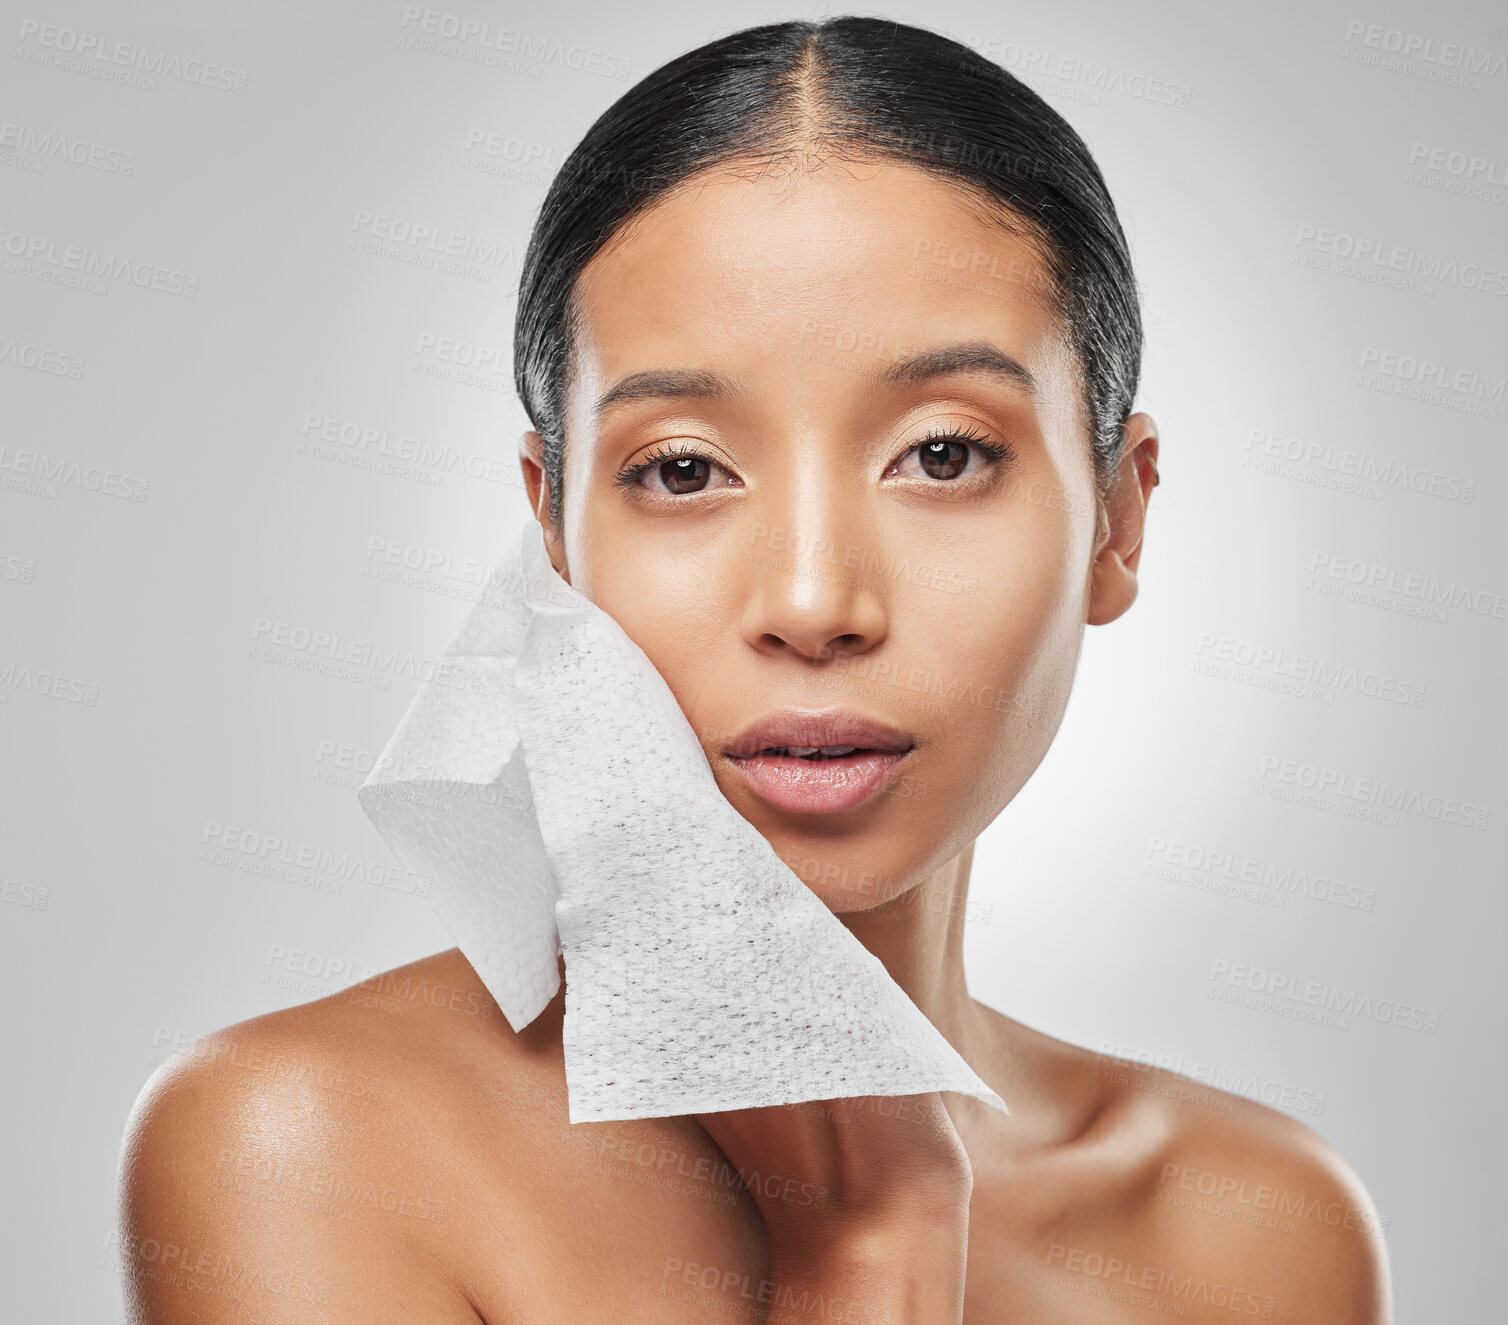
[836,841,985,1060]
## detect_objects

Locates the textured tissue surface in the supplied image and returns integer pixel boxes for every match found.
[359,520,1008,1124]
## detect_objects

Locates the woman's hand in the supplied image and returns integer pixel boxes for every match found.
[695,1092,973,1324]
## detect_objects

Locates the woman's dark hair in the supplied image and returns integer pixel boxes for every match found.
[514,15,1142,528]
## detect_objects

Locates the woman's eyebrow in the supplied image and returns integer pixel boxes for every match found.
[592,340,1037,420]
[593,368,739,420]
[877,341,1038,397]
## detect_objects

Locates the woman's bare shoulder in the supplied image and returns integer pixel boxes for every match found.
[123,950,523,1136]
[116,949,553,1323]
[987,1012,1392,1323]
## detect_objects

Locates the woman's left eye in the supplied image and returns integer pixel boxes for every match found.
[886,427,1013,482]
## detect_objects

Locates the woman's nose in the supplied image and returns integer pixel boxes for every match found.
[737,512,890,662]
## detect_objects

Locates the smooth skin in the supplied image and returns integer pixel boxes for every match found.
[119,156,1392,1322]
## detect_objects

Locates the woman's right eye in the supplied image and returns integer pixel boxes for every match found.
[644,454,717,495]
[617,444,740,496]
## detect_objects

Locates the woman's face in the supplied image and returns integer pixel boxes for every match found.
[526,157,1147,912]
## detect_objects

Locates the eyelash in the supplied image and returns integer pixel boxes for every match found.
[613,426,1015,493]
[613,439,720,491]
[891,424,1015,480]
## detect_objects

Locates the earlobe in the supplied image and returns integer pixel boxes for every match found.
[517,431,547,518]
[516,430,571,584]
[1086,413,1159,627]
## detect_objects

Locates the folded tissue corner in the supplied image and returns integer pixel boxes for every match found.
[357,520,1008,1124]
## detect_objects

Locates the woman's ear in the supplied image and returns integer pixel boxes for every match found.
[517,430,570,583]
[1086,412,1159,627]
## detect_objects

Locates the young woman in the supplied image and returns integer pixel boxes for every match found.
[119,17,1391,1323]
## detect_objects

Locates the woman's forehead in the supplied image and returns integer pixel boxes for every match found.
[580,157,1052,297]
[567,160,1067,403]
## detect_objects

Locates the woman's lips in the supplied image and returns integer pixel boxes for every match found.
[723,747,912,814]
[721,708,917,814]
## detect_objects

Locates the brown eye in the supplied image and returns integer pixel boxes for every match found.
[888,427,1010,484]
[657,455,710,494]
[918,440,968,480]
[619,445,739,497]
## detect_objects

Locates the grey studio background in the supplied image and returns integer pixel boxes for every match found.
[1,0,1504,1318]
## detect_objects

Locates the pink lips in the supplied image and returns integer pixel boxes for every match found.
[722,708,916,815]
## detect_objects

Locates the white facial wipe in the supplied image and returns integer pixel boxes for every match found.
[358,520,1008,1124]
